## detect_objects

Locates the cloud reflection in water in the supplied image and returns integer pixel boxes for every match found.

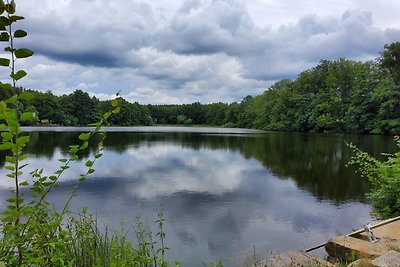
[0,133,376,266]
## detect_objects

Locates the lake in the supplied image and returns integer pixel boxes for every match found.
[0,127,397,266]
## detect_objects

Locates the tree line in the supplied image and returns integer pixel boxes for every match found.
[4,42,399,134]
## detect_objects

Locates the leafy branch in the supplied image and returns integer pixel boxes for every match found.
[347,136,400,218]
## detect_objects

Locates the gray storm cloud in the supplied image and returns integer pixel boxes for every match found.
[10,0,400,104]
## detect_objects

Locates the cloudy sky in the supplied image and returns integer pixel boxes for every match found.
[8,0,400,104]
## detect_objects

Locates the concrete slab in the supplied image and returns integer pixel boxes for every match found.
[325,235,395,259]
[357,220,400,241]
[325,218,400,261]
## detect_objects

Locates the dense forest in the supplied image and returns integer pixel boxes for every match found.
[3,42,399,134]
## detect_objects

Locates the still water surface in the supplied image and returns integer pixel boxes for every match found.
[0,127,397,266]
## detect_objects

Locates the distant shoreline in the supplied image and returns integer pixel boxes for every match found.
[21,125,265,134]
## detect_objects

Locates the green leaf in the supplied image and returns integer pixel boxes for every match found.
[9,15,24,23]
[0,142,13,150]
[20,112,35,121]
[80,141,88,150]
[112,106,121,114]
[19,181,29,186]
[0,32,8,41]
[0,101,5,111]
[88,169,95,174]
[4,165,14,171]
[0,2,5,16]
[5,94,17,104]
[111,99,119,107]
[15,48,34,58]
[18,153,29,161]
[18,91,34,101]
[95,153,103,159]
[11,70,27,81]
[0,82,12,90]
[6,156,15,164]
[4,46,14,52]
[0,57,9,66]
[69,147,78,154]
[5,110,17,121]
[4,2,15,14]
[18,163,28,170]
[85,160,93,167]
[12,126,21,135]
[6,197,16,203]
[49,176,57,181]
[78,133,90,141]
[14,29,27,38]
[0,16,9,27]
[103,111,111,119]
[16,136,29,146]
[58,158,67,163]
[1,131,13,141]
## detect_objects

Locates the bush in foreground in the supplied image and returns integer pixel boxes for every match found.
[348,137,400,219]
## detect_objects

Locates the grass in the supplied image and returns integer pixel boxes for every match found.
[64,209,178,267]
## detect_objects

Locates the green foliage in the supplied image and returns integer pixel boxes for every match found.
[102,98,153,126]
[348,137,400,218]
[380,42,400,85]
[239,56,400,134]
[60,89,101,126]
[176,114,191,125]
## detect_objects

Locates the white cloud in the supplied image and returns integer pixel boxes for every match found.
[2,0,396,103]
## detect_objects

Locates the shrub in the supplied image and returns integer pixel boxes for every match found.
[347,136,400,219]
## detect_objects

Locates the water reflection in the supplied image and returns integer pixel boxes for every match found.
[0,129,397,266]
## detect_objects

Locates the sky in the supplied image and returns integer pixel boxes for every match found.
[7,0,400,104]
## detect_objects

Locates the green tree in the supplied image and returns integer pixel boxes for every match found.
[181,102,205,125]
[103,99,153,126]
[60,90,100,125]
[30,90,60,123]
[370,78,400,134]
[379,42,400,84]
[344,62,380,133]
[204,103,228,125]
[176,114,187,125]
[224,102,241,127]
